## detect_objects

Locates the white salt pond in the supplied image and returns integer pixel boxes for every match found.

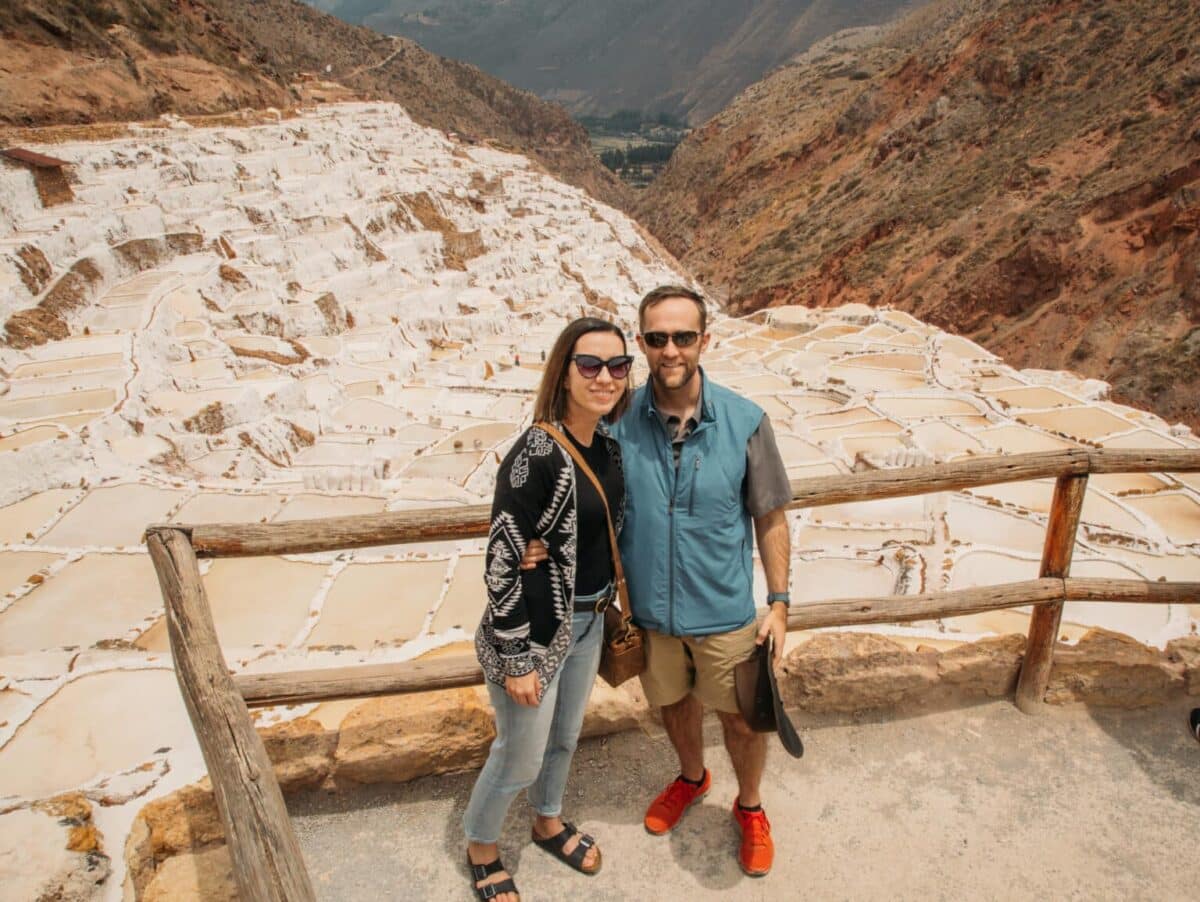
[0,102,1197,900]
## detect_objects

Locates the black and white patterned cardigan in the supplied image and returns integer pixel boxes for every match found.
[476,423,624,690]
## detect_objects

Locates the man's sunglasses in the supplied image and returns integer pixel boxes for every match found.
[642,330,701,349]
[572,354,633,379]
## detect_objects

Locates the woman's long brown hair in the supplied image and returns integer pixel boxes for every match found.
[532,317,631,425]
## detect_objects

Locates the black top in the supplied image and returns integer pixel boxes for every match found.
[477,426,624,687]
[565,426,622,595]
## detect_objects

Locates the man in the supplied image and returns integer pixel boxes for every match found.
[523,285,793,876]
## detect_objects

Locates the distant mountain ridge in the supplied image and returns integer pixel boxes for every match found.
[636,0,1200,429]
[0,0,628,208]
[309,0,916,123]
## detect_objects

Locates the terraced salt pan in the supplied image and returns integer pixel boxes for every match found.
[38,484,190,549]
[1100,429,1186,450]
[273,494,387,522]
[307,559,449,648]
[778,393,845,416]
[873,396,982,420]
[910,421,985,457]
[946,498,1050,554]
[9,353,125,378]
[944,553,1181,643]
[0,554,163,655]
[825,363,928,391]
[0,669,195,801]
[810,495,929,525]
[170,492,286,525]
[985,386,1080,409]
[1017,407,1133,440]
[840,352,926,372]
[0,388,117,424]
[1089,473,1172,495]
[792,556,898,601]
[0,425,68,452]
[973,480,1166,536]
[796,525,932,548]
[0,489,81,544]
[1124,493,1200,544]
[809,418,905,439]
[0,550,61,598]
[138,557,328,652]
[976,423,1077,453]
[430,555,488,634]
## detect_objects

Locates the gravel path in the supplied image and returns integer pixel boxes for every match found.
[290,700,1200,901]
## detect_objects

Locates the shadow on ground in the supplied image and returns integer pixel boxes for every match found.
[288,700,1200,901]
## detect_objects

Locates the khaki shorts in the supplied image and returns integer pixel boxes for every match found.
[638,619,758,714]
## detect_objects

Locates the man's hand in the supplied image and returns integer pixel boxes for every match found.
[505,671,541,706]
[520,538,549,570]
[756,602,788,664]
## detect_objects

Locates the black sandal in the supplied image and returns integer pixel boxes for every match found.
[531,820,602,875]
[467,854,519,900]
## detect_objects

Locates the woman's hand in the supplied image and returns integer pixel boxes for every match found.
[520,538,549,570]
[505,671,541,706]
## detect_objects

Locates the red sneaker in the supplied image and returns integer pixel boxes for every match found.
[732,802,774,877]
[643,770,711,835]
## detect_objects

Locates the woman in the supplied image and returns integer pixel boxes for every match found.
[465,317,633,902]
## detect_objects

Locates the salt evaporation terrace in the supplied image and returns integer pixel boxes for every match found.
[0,103,1198,896]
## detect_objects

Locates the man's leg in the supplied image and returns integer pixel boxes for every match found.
[640,630,711,834]
[690,621,775,876]
[716,710,766,807]
[661,692,706,781]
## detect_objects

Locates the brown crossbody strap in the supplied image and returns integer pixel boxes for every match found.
[535,422,632,629]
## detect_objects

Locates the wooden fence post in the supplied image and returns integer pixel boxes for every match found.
[1014,473,1089,714]
[146,527,316,902]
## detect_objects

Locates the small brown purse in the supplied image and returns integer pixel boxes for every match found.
[537,423,646,687]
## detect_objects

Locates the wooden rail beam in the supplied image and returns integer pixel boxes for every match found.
[160,448,1200,560]
[1015,473,1089,714]
[1063,578,1200,603]
[234,577,1199,709]
[1085,448,1200,474]
[785,578,1064,631]
[786,449,1089,509]
[146,527,316,902]
[240,579,1067,708]
[239,654,485,708]
[183,503,492,558]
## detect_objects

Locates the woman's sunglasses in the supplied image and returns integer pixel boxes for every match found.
[642,330,701,349]
[571,354,633,379]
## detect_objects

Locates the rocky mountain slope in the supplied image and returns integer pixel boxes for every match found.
[0,0,628,207]
[636,0,1200,429]
[310,0,915,123]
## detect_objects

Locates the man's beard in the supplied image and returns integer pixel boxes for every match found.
[650,358,697,392]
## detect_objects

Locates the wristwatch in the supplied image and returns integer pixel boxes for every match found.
[766,591,791,607]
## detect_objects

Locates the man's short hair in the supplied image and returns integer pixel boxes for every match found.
[638,285,707,333]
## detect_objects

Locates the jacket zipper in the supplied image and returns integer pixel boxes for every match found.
[688,454,702,516]
[666,425,678,636]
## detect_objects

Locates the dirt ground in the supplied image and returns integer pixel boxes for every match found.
[289,699,1200,901]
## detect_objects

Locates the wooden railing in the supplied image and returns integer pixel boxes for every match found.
[146,446,1200,901]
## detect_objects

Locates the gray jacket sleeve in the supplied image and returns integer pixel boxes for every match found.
[744,414,792,519]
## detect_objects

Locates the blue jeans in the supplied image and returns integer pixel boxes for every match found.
[463,599,606,843]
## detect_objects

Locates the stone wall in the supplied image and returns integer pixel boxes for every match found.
[780,629,1200,713]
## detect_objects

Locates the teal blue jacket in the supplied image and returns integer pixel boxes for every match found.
[611,372,764,636]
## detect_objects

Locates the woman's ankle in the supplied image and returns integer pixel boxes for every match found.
[467,840,499,864]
